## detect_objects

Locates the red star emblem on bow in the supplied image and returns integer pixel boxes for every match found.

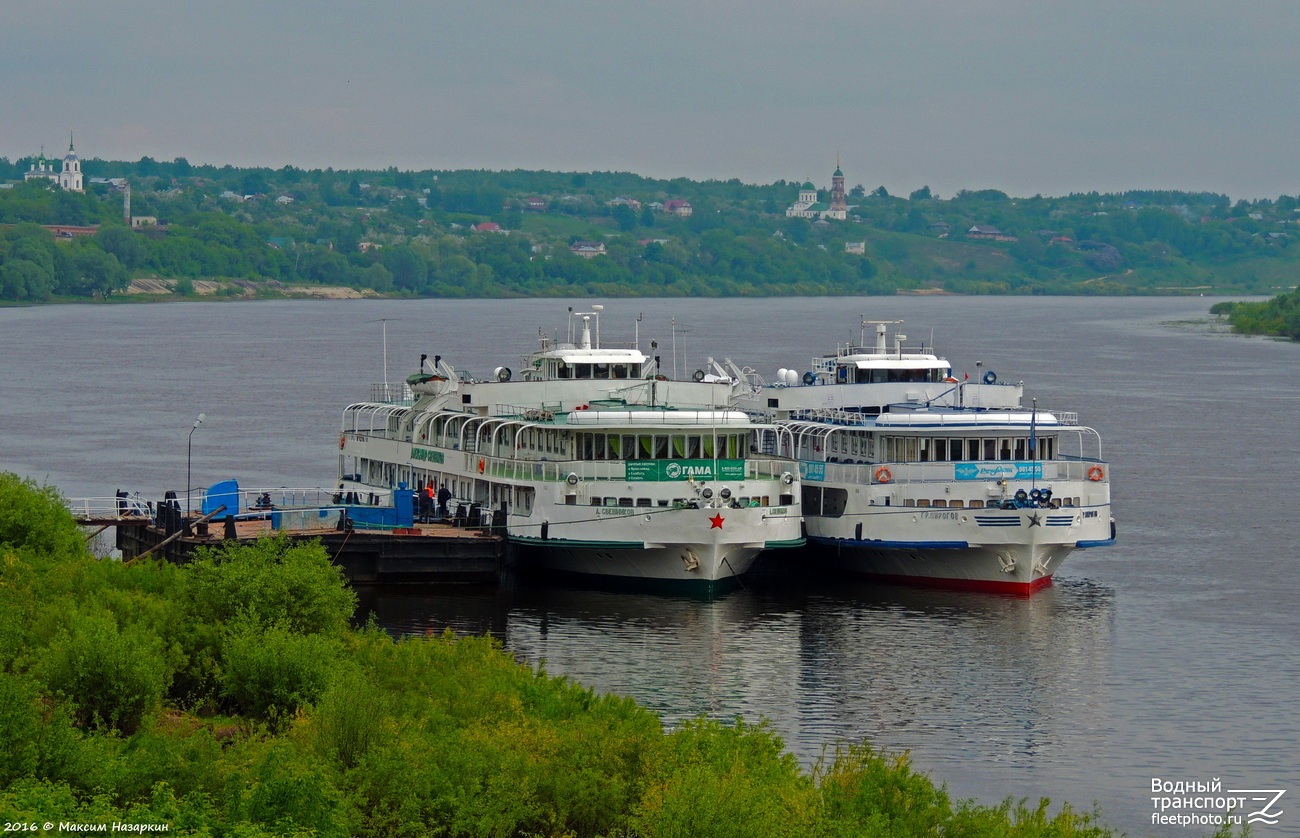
[709,513,725,529]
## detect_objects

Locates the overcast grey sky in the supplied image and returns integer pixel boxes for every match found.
[5,1,1298,200]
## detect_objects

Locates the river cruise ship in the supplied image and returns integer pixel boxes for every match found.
[338,309,803,590]
[733,320,1114,594]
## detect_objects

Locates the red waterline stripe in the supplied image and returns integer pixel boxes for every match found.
[865,571,1054,597]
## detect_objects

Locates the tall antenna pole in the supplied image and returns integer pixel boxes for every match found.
[368,318,397,386]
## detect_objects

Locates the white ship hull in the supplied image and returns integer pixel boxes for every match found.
[509,498,800,589]
[805,495,1113,594]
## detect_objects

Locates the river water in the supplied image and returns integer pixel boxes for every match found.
[2,296,1296,835]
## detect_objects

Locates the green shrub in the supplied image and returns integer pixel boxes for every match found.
[231,743,349,838]
[185,537,356,635]
[314,670,388,770]
[220,618,339,726]
[41,607,170,735]
[0,473,86,560]
[0,674,41,785]
[634,718,817,838]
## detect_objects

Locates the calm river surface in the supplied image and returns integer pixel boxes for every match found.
[2,296,1296,835]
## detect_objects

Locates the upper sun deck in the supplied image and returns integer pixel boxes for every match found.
[519,305,652,382]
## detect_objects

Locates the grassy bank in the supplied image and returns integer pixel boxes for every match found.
[1,473,1235,836]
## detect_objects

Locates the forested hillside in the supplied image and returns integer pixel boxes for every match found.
[3,155,1298,302]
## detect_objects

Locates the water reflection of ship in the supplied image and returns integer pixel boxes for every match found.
[781,569,1117,770]
[359,566,1116,770]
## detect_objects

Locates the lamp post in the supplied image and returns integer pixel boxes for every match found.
[186,413,206,516]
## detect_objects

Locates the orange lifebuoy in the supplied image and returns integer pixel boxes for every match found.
[874,466,892,483]
[339,434,346,449]
[477,458,486,474]
[1087,465,1105,482]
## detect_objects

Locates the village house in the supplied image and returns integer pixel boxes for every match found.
[967,225,1018,242]
[569,241,607,258]
[663,200,693,217]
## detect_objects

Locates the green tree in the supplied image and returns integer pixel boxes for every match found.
[0,260,52,301]
[95,225,148,270]
[381,244,429,292]
[612,203,638,231]
[58,247,128,297]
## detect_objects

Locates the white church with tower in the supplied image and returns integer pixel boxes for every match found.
[786,159,848,221]
[24,134,84,192]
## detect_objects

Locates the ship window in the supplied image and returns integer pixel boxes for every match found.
[637,497,652,507]
[575,363,592,379]
[603,497,618,506]
[1000,438,1013,460]
[566,495,577,505]
[984,439,996,460]
[967,439,981,460]
[590,497,601,506]
[557,362,570,379]
[594,434,607,459]
[702,434,715,458]
[613,364,629,379]
[687,435,701,458]
[801,484,822,516]
[622,434,635,460]
[619,497,633,507]
[822,488,848,518]
[655,435,669,459]
[1015,438,1027,459]
[672,435,686,458]
[934,438,948,461]
[594,363,610,379]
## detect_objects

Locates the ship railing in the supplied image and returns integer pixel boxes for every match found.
[809,458,1107,486]
[494,403,562,421]
[370,382,415,405]
[469,454,798,484]
[65,492,154,521]
[790,408,876,425]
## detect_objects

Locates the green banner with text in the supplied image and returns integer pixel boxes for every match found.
[625,459,745,481]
